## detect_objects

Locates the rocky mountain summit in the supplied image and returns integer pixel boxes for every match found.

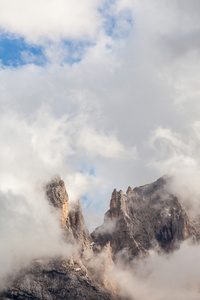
[0,175,199,299]
[46,177,91,252]
[92,176,198,261]
[0,177,120,300]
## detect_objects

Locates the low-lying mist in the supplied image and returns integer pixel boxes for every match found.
[0,187,73,288]
[112,241,200,300]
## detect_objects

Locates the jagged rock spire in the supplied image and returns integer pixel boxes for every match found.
[46,176,69,227]
[107,189,126,219]
[92,176,199,261]
[46,176,91,251]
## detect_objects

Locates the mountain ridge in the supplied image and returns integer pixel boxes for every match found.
[92,175,198,260]
[0,175,199,299]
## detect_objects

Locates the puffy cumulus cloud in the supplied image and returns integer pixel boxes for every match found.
[0,0,136,45]
[77,127,137,159]
[66,171,100,204]
[112,241,200,300]
[1,0,200,198]
[0,102,135,281]
[149,127,191,168]
[0,97,136,231]
[120,0,200,208]
[0,109,70,193]
[128,1,200,226]
[0,0,102,43]
[1,0,200,214]
[0,106,133,192]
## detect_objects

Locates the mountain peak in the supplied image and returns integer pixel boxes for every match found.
[92,176,199,261]
[46,176,69,227]
[46,177,91,251]
[107,189,127,219]
[1,175,200,299]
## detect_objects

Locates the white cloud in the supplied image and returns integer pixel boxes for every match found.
[0,101,136,202]
[78,127,137,159]
[149,124,200,224]
[113,241,200,300]
[1,1,200,289]
[0,0,102,43]
[0,189,73,286]
[1,0,200,195]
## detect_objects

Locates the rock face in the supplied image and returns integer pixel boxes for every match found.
[46,176,91,251]
[0,259,117,300]
[92,176,198,260]
[68,199,91,252]
[46,176,69,227]
[1,175,199,299]
[0,177,120,300]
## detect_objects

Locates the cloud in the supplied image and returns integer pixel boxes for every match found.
[0,189,73,287]
[1,0,200,226]
[0,0,136,46]
[113,241,200,300]
[0,0,102,43]
[149,124,200,225]
[78,127,137,159]
[0,95,136,236]
[1,1,200,290]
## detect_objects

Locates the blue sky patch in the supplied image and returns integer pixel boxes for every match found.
[0,35,46,67]
[62,40,94,65]
[99,1,134,39]
[0,2,134,68]
[0,34,94,67]
[0,2,133,68]
[79,164,96,176]
[80,194,91,210]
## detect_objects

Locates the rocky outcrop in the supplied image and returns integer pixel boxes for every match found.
[0,177,121,300]
[91,176,199,260]
[68,199,91,252]
[0,259,119,300]
[45,177,118,296]
[1,175,199,299]
[86,242,118,296]
[46,176,70,227]
[46,176,91,252]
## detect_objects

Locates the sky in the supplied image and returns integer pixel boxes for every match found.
[1,0,200,296]
[1,0,200,233]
